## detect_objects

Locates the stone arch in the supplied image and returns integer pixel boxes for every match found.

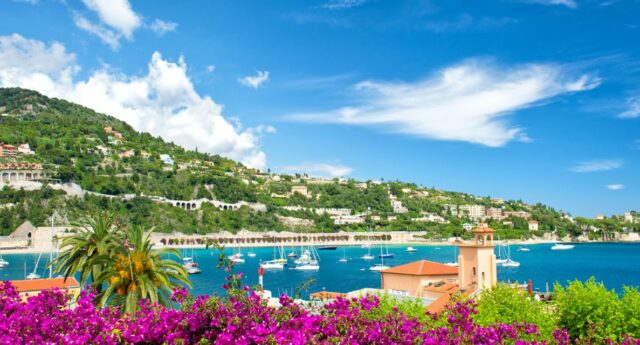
[25,172,32,180]
[191,203,196,209]
[186,203,191,210]
[9,172,17,181]
[175,202,180,207]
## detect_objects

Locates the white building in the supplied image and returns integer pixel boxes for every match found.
[291,185,312,198]
[17,143,34,155]
[528,220,539,231]
[462,223,474,231]
[332,214,365,225]
[624,212,638,223]
[458,205,486,219]
[391,200,408,214]
[159,154,174,165]
[412,213,448,224]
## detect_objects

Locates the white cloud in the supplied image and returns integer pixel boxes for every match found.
[570,159,623,173]
[619,96,640,118]
[606,184,625,190]
[150,19,178,36]
[73,13,121,50]
[239,71,270,89]
[291,60,600,147]
[281,162,353,178]
[521,0,577,8]
[0,34,270,169]
[206,65,216,73]
[323,0,366,9]
[81,0,141,39]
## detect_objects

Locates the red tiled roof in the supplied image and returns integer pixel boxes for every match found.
[472,227,495,234]
[381,260,458,276]
[11,277,79,293]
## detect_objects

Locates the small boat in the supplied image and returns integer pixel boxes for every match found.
[287,252,298,258]
[405,247,418,253]
[183,257,202,274]
[551,243,575,250]
[361,254,374,260]
[338,248,348,263]
[378,253,394,258]
[293,262,320,270]
[260,260,285,269]
[247,251,256,258]
[369,263,389,271]
[229,253,245,264]
[317,246,337,250]
[501,259,520,267]
[0,256,9,267]
[26,272,41,280]
[361,243,371,249]
[517,247,530,252]
[499,244,520,267]
[444,261,458,267]
[187,266,202,274]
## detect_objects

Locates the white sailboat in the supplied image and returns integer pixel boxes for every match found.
[0,255,8,268]
[369,245,390,271]
[517,246,530,252]
[495,237,507,264]
[406,246,418,253]
[500,244,520,267]
[293,245,320,270]
[338,247,348,263]
[261,245,287,269]
[26,251,43,280]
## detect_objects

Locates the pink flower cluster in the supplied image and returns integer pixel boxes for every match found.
[1,280,638,345]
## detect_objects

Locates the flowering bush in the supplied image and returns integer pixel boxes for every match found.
[1,279,639,344]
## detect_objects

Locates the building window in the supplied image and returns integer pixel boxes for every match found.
[472,267,476,276]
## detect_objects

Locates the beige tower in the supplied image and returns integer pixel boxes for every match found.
[458,227,497,290]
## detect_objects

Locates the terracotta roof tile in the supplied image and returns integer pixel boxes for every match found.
[380,260,458,276]
[11,277,79,293]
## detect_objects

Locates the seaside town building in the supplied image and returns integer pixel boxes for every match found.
[485,207,503,219]
[412,212,448,224]
[528,220,539,231]
[595,214,605,220]
[375,227,497,312]
[11,278,80,307]
[17,143,34,155]
[503,210,530,219]
[291,185,312,198]
[624,212,638,223]
[331,214,365,225]
[458,205,486,219]
[0,143,18,156]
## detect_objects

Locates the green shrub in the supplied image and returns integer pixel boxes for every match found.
[474,284,557,340]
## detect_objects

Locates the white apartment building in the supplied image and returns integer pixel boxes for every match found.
[458,205,486,219]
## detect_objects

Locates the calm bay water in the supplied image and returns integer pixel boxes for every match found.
[1,243,639,298]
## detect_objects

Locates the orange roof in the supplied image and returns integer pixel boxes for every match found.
[11,277,79,293]
[310,291,347,300]
[426,286,476,314]
[472,227,495,234]
[381,260,458,276]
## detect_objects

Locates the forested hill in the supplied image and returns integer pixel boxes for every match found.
[0,88,636,238]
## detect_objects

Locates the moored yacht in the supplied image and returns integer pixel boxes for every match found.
[551,243,575,250]
[405,246,418,253]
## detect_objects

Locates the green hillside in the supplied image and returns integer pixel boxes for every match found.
[0,88,636,238]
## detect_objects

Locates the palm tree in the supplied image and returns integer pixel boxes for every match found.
[95,224,190,313]
[51,212,119,291]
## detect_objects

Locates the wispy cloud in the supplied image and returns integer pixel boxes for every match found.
[73,13,121,50]
[323,0,366,10]
[570,159,623,173]
[619,96,640,118]
[289,59,600,147]
[519,0,578,8]
[424,14,518,33]
[239,70,270,89]
[284,74,354,89]
[281,162,353,178]
[607,184,625,190]
[206,65,216,73]
[149,19,178,36]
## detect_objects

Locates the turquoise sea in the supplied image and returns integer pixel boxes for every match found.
[1,243,639,298]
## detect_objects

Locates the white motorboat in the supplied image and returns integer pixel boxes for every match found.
[260,260,285,269]
[247,251,256,258]
[369,263,389,271]
[338,258,348,263]
[182,257,202,274]
[361,254,374,260]
[501,259,521,267]
[517,247,531,252]
[0,256,9,267]
[26,272,41,280]
[406,247,418,253]
[338,248,348,263]
[187,266,202,274]
[551,243,575,250]
[293,263,320,270]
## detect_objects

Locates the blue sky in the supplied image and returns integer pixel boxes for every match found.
[0,0,638,216]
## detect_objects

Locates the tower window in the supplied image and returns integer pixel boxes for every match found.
[472,267,476,276]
